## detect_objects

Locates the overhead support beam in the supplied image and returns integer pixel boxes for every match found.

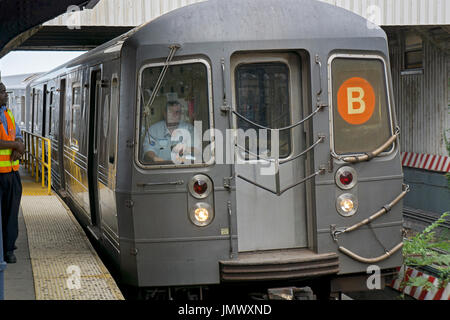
[0,0,99,58]
[15,26,134,51]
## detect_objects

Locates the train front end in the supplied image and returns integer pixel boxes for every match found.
[117,0,406,296]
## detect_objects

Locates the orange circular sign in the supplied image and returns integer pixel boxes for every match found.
[337,77,375,125]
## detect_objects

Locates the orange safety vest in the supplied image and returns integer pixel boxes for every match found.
[0,108,20,173]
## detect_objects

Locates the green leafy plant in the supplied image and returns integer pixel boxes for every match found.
[401,212,450,293]
[445,132,450,188]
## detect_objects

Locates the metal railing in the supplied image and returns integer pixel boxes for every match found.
[22,131,52,195]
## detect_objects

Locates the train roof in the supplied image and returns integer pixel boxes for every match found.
[30,0,386,85]
[1,72,43,89]
[126,0,386,46]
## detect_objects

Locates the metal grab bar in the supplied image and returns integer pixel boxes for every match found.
[332,184,410,239]
[339,128,400,163]
[230,104,325,132]
[22,131,52,195]
[235,135,325,165]
[338,242,403,264]
[330,184,409,263]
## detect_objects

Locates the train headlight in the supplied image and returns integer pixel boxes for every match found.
[189,202,214,227]
[336,193,358,217]
[188,175,213,199]
[335,166,357,190]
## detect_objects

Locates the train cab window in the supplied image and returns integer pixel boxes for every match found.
[70,84,81,149]
[137,60,211,167]
[235,62,291,159]
[330,56,393,155]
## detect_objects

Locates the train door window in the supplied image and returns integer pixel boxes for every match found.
[31,89,35,132]
[48,89,54,136]
[20,96,25,127]
[70,83,81,149]
[43,84,48,137]
[234,62,292,159]
[137,59,212,167]
[33,90,40,133]
[109,76,119,166]
[329,55,393,156]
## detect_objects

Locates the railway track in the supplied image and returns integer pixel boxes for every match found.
[403,207,450,231]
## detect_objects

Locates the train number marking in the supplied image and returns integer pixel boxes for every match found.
[337,77,375,125]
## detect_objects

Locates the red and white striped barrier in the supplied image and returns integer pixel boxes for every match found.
[401,152,450,173]
[389,266,450,300]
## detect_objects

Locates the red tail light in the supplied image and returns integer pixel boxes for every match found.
[193,180,208,195]
[335,166,357,190]
[189,175,213,199]
[339,171,353,186]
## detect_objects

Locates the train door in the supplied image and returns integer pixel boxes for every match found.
[87,68,102,232]
[47,85,60,189]
[58,78,66,190]
[231,53,308,251]
[97,73,120,250]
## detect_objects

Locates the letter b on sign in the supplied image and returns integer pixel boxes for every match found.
[337,77,375,125]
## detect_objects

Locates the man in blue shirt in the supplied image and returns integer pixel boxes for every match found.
[0,82,24,264]
[142,100,199,164]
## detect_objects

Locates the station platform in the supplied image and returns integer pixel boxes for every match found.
[3,169,124,300]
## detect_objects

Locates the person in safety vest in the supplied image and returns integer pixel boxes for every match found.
[0,82,24,264]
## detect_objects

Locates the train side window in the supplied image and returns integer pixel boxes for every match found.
[109,76,119,165]
[330,56,393,155]
[70,84,81,149]
[137,60,211,167]
[235,62,292,159]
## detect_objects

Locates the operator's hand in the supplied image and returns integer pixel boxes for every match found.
[144,151,164,163]
[172,143,189,157]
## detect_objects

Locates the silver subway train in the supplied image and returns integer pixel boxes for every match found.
[19,0,408,298]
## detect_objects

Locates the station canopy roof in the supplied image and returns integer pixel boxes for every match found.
[0,0,100,58]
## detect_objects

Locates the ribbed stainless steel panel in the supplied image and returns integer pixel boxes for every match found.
[44,0,450,27]
[390,39,449,156]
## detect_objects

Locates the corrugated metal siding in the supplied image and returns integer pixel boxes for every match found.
[391,39,449,156]
[320,0,450,25]
[44,0,450,27]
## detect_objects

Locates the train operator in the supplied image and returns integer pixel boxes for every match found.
[142,100,198,164]
[0,82,24,264]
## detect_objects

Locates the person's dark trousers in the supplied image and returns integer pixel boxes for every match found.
[0,171,22,255]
